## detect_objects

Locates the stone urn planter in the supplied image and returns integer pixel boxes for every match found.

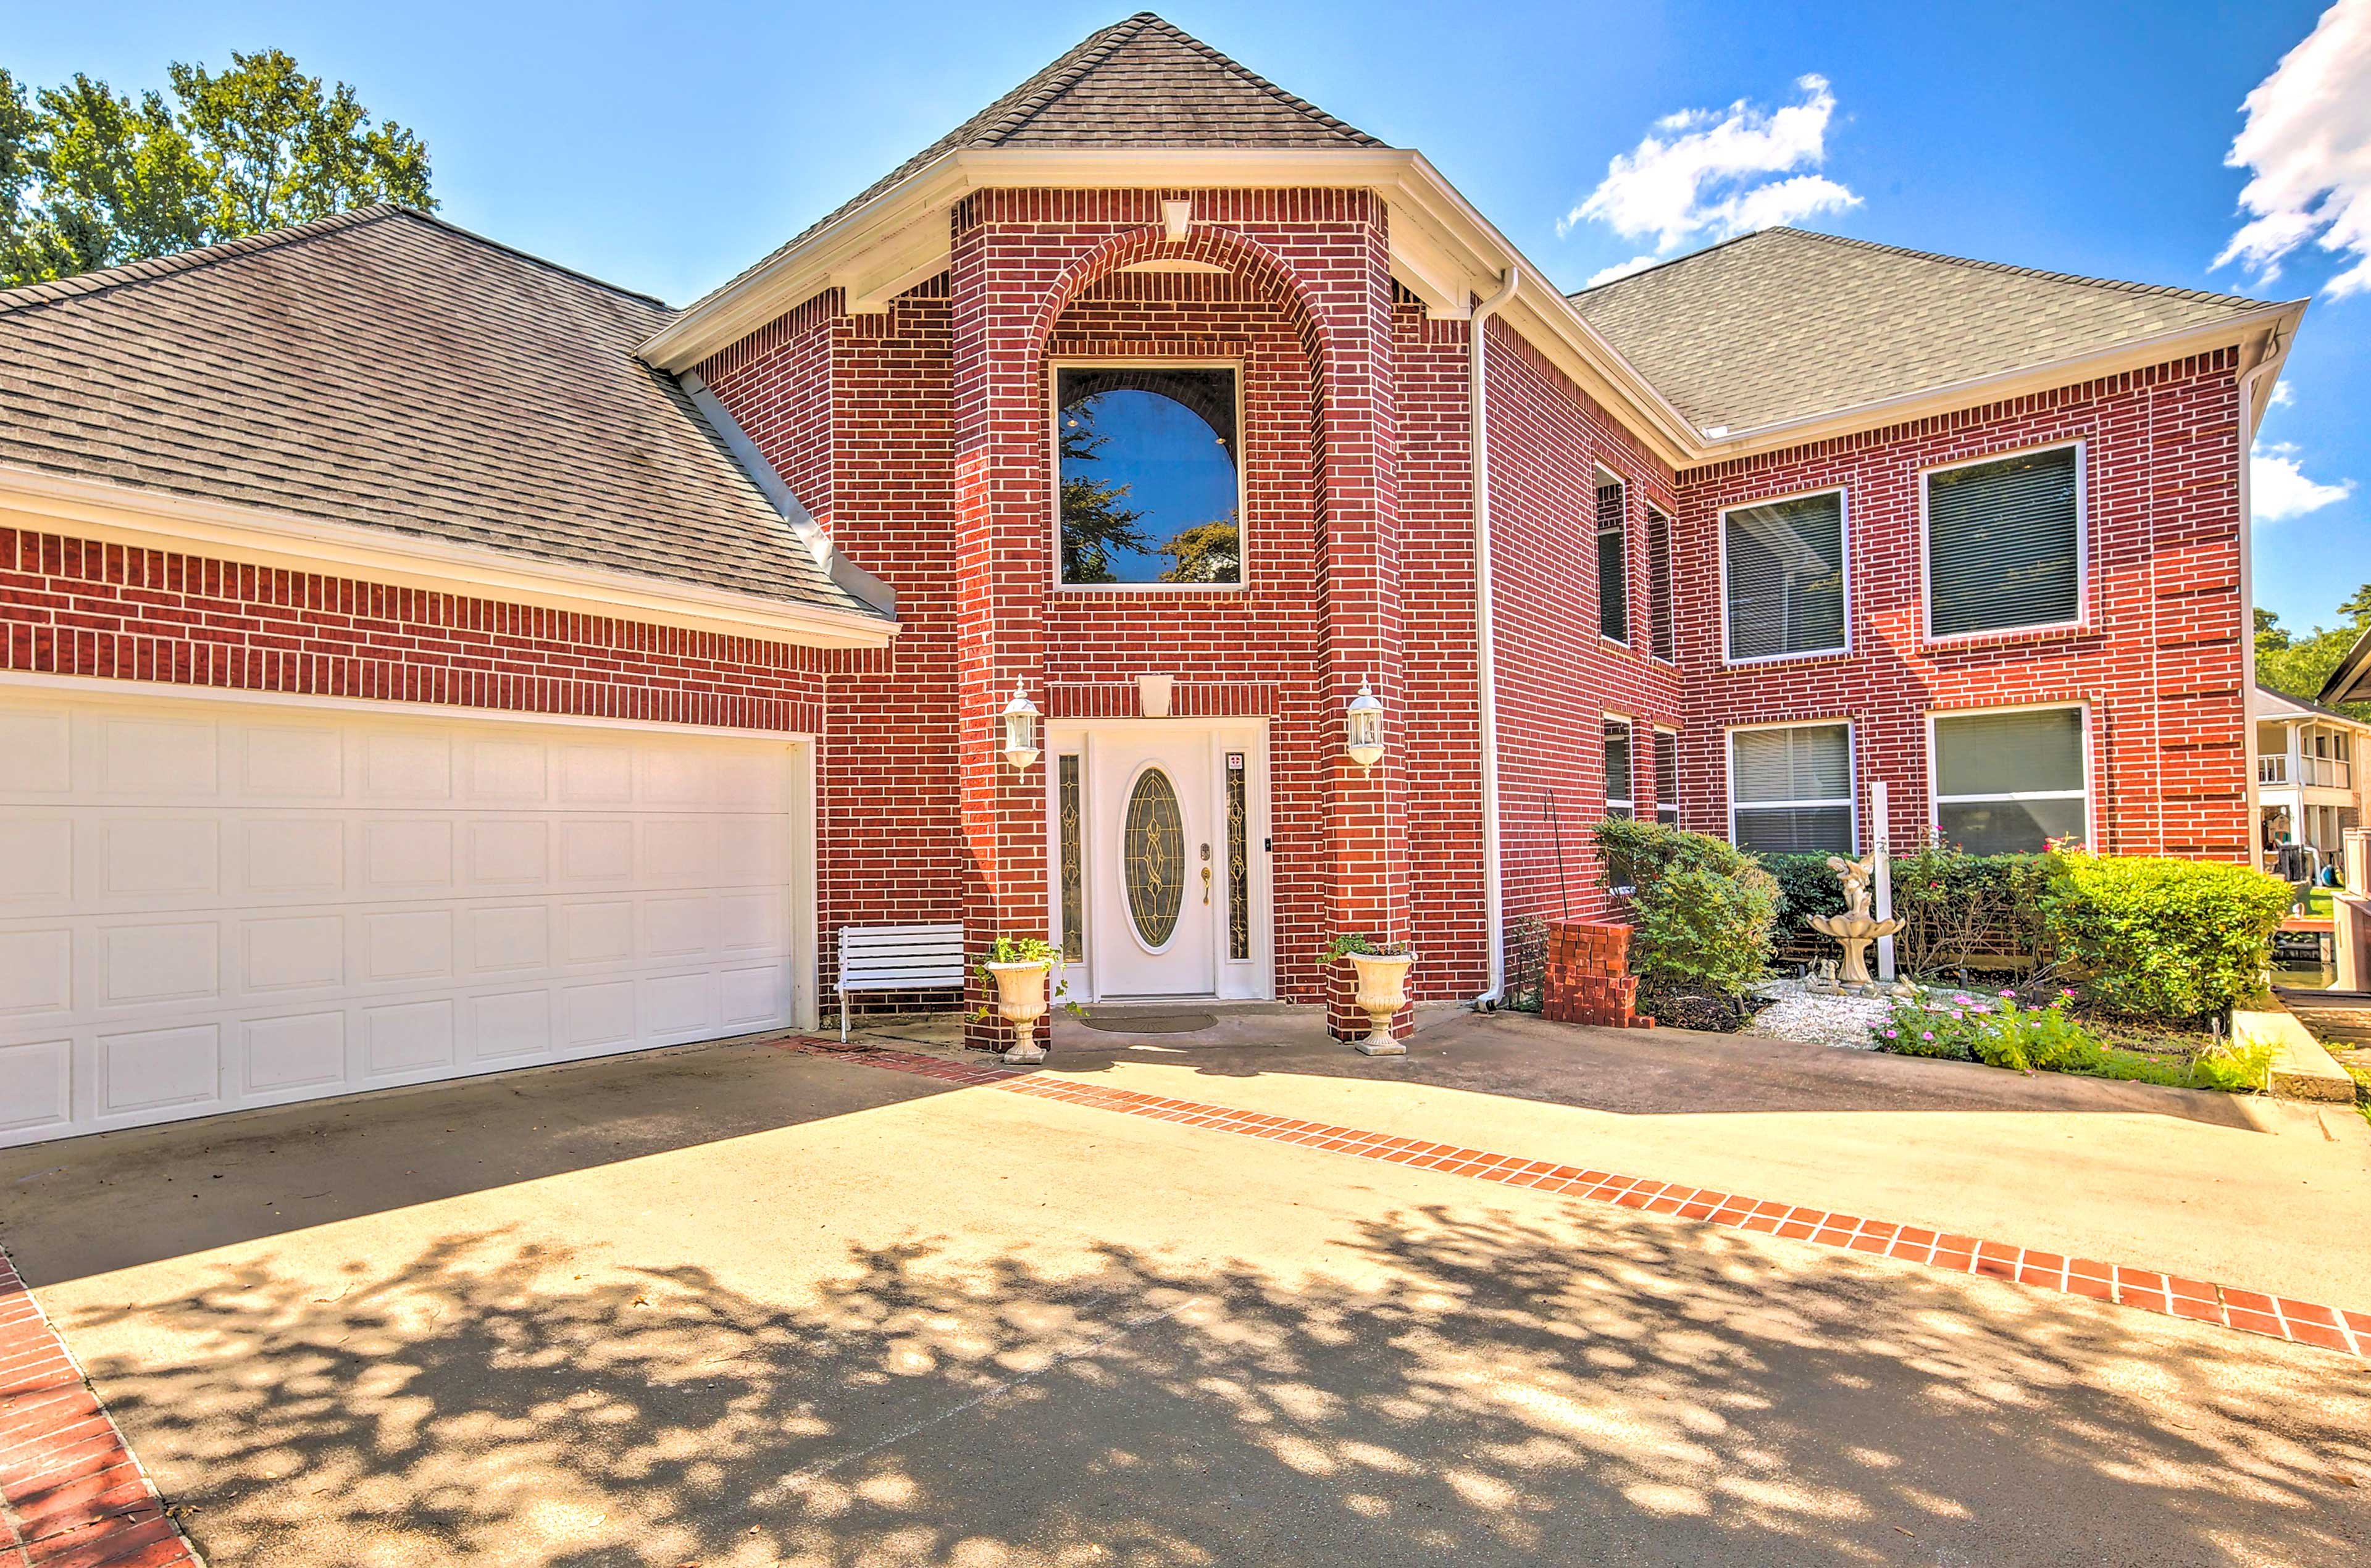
[985,957,1053,1064]
[1341,947,1416,1056]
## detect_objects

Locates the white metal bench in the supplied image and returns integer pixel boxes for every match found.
[836,923,967,1040]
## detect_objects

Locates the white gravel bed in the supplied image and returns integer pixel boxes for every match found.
[1743,988,1895,1049]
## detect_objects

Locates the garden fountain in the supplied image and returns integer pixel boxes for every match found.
[1807,851,1905,991]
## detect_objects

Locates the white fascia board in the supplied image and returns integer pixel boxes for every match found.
[0,465,900,649]
[1689,300,2308,468]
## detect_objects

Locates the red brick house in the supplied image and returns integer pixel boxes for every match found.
[0,14,2305,1142]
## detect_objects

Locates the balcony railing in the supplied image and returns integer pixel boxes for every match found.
[2260,755,2352,788]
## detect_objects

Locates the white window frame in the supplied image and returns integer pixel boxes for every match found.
[1644,504,1677,665]
[1918,439,2088,644]
[1048,357,1248,593]
[1923,700,2093,852]
[1725,717,1858,852]
[1594,465,1631,648]
[1602,712,1635,818]
[1652,724,1681,825]
[1717,485,1852,667]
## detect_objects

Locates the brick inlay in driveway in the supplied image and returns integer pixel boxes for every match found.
[782,1040,2371,1362]
[0,1249,199,1567]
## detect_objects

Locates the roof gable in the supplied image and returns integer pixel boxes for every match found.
[687,12,1380,318]
[0,206,884,625]
[1570,227,2285,435]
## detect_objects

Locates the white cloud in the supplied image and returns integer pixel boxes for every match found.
[2253,441,2356,522]
[2216,0,2371,295]
[2269,378,2296,406]
[1561,74,1862,252]
[1584,254,1661,287]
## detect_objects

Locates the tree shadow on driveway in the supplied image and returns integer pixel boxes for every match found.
[62,1202,2371,1566]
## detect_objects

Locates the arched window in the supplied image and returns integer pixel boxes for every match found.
[1055,364,1242,586]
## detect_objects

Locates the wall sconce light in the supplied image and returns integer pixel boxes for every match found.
[1001,680,1040,770]
[1344,677,1385,771]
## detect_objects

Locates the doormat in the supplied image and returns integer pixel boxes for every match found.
[1078,1012,1220,1034]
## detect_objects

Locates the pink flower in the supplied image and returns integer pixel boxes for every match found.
[1952,994,1973,1006]
[1884,1028,1899,1038]
[1998,989,2016,999]
[1921,1030,1935,1041]
[2059,987,2076,999]
[1949,1009,1964,1020]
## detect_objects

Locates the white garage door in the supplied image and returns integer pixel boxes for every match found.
[0,683,814,1149]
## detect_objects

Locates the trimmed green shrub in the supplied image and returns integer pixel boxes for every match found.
[1592,819,1780,1001]
[2040,854,2292,1024]
[1886,844,2051,977]
[1761,853,1846,944]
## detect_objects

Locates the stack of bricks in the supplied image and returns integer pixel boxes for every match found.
[1542,919,1654,1030]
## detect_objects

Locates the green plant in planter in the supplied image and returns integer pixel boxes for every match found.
[972,935,1084,1021]
[1321,933,1411,962]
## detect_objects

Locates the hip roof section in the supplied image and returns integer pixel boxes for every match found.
[0,206,887,628]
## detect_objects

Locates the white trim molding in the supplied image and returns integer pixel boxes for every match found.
[0,464,900,649]
[635,147,2306,470]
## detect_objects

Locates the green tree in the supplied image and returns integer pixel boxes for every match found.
[1,50,430,288]
[1160,514,1240,583]
[1058,419,1150,584]
[2256,585,2371,721]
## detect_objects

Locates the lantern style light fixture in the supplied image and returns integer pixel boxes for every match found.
[1000,680,1041,771]
[1343,676,1385,770]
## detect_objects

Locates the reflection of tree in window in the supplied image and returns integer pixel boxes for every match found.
[1058,367,1240,585]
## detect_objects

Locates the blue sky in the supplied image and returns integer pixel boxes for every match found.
[11,1,2367,630]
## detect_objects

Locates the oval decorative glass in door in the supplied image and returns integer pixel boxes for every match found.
[1122,767,1186,947]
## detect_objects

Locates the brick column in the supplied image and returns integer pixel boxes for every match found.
[1312,214,1412,1042]
[949,206,1056,1051]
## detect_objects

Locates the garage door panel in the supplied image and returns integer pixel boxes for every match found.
[241,1011,347,1095]
[0,819,73,906]
[0,707,71,794]
[361,730,454,802]
[238,724,346,801]
[96,1022,222,1117]
[0,686,809,1148]
[94,712,217,798]
[100,920,222,1006]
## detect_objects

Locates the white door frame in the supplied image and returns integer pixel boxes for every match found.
[0,670,821,1034]
[1045,717,1272,1003]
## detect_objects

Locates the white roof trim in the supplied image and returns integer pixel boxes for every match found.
[640,146,2302,470]
[0,464,900,650]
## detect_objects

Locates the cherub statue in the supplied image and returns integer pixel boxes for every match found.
[1825,851,1877,919]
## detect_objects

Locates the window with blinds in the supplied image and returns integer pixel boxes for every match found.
[1933,707,2087,853]
[1646,507,1675,661]
[1926,446,2081,638]
[1729,722,1852,853]
[1603,719,1634,818]
[1596,473,1629,643]
[1654,729,1679,825]
[1723,491,1846,661]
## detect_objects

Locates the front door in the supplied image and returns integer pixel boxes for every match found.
[1089,730,1219,998]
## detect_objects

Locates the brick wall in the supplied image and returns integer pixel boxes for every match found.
[1668,353,2248,860]
[0,525,829,732]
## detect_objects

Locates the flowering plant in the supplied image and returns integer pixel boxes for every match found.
[1871,988,2103,1072]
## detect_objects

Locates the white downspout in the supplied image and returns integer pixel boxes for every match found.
[1469,267,1520,1007]
[2238,323,2288,869]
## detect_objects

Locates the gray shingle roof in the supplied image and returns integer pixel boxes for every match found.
[688,12,1381,315]
[0,206,884,621]
[1570,227,2282,435]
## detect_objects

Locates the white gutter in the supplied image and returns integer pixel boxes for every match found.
[2236,319,2292,860]
[1468,267,1520,1009]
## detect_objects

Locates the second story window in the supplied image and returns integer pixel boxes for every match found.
[1646,506,1675,662]
[1595,471,1629,643]
[1055,364,1242,586]
[1925,444,2081,638]
[1723,490,1846,662]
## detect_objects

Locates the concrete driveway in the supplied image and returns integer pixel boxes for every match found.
[2,1020,2367,1566]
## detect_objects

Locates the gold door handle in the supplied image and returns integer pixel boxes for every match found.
[1201,865,1212,904]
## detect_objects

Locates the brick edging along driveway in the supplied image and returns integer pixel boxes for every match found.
[0,1248,200,1567]
[779,1040,2371,1362]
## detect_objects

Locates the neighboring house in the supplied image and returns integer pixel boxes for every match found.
[2254,685,2370,870]
[0,13,2304,1145]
